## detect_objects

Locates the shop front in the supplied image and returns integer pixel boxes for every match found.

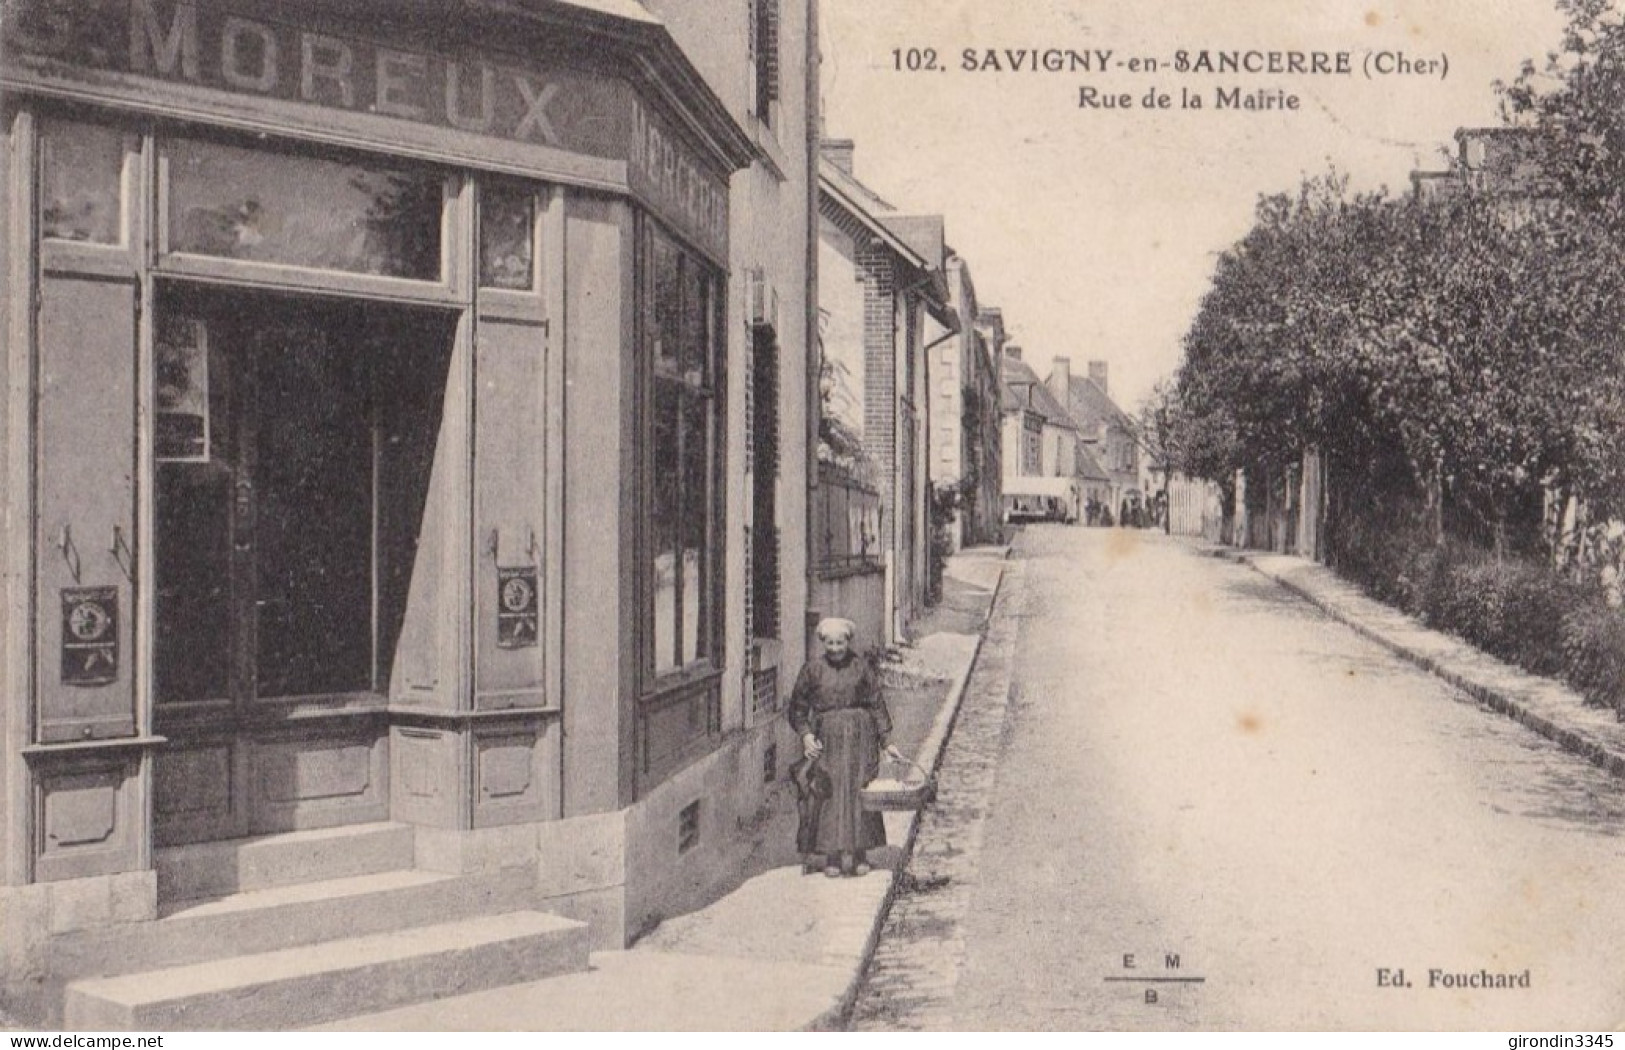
[0,0,760,1011]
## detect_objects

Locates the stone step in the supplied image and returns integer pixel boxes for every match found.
[156,822,417,903]
[64,910,589,1031]
[47,864,538,991]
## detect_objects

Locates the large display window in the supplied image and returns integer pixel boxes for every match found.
[644,223,725,684]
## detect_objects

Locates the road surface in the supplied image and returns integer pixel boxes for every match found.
[856,526,1625,1030]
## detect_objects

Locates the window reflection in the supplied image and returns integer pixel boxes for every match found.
[680,394,710,664]
[652,382,682,675]
[480,183,535,290]
[165,138,443,281]
[647,225,721,678]
[652,235,681,372]
[41,118,131,244]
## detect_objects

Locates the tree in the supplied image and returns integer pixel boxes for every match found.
[1172,163,1625,559]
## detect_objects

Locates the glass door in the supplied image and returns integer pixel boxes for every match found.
[152,282,455,844]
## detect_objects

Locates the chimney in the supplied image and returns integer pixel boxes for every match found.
[1088,360,1109,395]
[1048,356,1072,406]
[1004,344,1022,361]
[821,138,856,176]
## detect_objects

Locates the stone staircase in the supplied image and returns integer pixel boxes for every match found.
[47,822,587,1030]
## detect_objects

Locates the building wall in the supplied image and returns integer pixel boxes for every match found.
[818,223,867,444]
[0,0,808,1007]
[1002,411,1044,480]
[563,195,637,815]
[643,0,814,729]
[966,332,1004,545]
[1002,415,1025,480]
[930,258,1002,549]
[810,222,885,651]
[931,332,964,489]
[894,291,930,635]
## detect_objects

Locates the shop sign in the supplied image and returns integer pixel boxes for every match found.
[61,586,120,686]
[5,0,732,258]
[629,99,730,260]
[5,0,626,158]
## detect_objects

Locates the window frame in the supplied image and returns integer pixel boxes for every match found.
[639,216,727,695]
[152,126,467,306]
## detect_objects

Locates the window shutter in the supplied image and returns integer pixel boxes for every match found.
[752,525,781,639]
[751,0,779,122]
[763,0,781,105]
[747,0,761,118]
[750,326,781,639]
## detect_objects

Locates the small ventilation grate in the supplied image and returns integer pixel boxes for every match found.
[678,800,701,854]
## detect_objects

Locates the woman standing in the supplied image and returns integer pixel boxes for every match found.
[789,618,902,877]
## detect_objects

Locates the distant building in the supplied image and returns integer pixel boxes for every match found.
[931,258,1004,550]
[1000,349,1097,523]
[816,141,956,645]
[1051,360,1142,514]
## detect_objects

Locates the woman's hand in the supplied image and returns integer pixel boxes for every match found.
[882,742,905,762]
[803,733,824,760]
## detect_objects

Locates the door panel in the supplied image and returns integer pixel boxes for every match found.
[35,274,138,743]
[152,285,456,845]
[473,317,546,706]
[252,321,373,699]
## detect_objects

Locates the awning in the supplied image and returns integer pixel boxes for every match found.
[1003,476,1077,499]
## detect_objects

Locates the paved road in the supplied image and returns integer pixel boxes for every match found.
[857,527,1625,1030]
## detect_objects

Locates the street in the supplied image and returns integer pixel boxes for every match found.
[856,526,1625,1030]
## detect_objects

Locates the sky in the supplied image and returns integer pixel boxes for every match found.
[817,0,1574,414]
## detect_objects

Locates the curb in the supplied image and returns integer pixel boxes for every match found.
[805,545,1015,1032]
[1207,542,1625,785]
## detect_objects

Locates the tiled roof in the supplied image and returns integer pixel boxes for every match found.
[1001,357,1076,430]
[1063,375,1136,435]
[1073,443,1111,482]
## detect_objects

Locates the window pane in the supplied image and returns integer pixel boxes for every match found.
[680,393,710,664]
[652,381,682,674]
[680,266,711,384]
[166,138,442,280]
[651,233,681,374]
[41,118,130,244]
[480,183,534,290]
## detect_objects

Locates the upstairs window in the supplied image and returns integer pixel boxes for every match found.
[748,0,780,127]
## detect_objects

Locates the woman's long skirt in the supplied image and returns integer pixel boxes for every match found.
[813,707,888,855]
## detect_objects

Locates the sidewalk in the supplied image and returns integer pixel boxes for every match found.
[319,544,1011,1032]
[1198,541,1625,783]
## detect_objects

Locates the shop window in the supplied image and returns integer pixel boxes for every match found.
[479,182,535,291]
[647,225,723,680]
[39,118,133,245]
[163,137,443,281]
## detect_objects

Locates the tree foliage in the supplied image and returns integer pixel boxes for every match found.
[1171,151,1625,555]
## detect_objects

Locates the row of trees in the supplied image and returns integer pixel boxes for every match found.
[1156,0,1625,570]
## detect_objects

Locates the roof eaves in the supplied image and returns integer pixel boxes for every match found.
[819,174,932,272]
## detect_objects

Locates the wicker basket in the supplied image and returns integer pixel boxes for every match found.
[861,755,935,811]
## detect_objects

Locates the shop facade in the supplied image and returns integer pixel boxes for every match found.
[0,0,807,1021]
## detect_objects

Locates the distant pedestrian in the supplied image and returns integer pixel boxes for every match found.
[788,618,902,877]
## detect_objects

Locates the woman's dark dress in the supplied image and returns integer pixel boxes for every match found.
[788,652,891,856]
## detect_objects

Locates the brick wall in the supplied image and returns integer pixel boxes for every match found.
[859,240,897,550]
